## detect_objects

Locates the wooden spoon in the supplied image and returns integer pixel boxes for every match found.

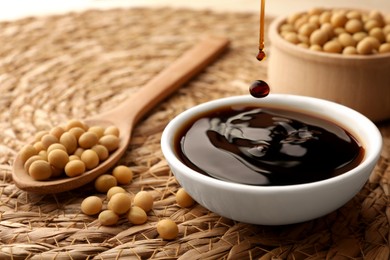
[12,37,230,194]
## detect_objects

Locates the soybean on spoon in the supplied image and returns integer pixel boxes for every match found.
[12,37,230,194]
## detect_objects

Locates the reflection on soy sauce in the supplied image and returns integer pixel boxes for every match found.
[250,0,270,98]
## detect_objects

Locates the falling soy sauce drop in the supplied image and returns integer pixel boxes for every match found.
[249,80,270,98]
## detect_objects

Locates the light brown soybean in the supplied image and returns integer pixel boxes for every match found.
[294,18,307,31]
[88,126,105,139]
[99,135,120,152]
[157,219,178,240]
[319,11,332,24]
[346,10,362,20]
[283,32,300,44]
[345,19,364,34]
[366,36,381,49]
[109,193,132,215]
[78,132,99,149]
[387,34,390,43]
[280,23,295,33]
[320,23,334,38]
[133,191,154,212]
[127,206,147,225]
[73,147,85,158]
[107,186,126,200]
[176,188,195,208]
[33,141,45,153]
[104,126,120,137]
[41,134,59,149]
[280,30,291,38]
[39,150,48,161]
[60,132,78,154]
[383,24,390,35]
[29,160,52,180]
[333,27,346,36]
[297,43,309,49]
[98,210,119,226]
[112,165,133,185]
[64,160,86,177]
[353,32,368,42]
[310,29,328,46]
[379,43,390,53]
[365,19,381,31]
[34,131,48,142]
[310,44,322,51]
[385,14,390,24]
[308,18,320,29]
[298,35,309,44]
[330,12,348,28]
[68,127,85,140]
[369,10,384,26]
[81,196,102,215]
[91,145,109,161]
[338,33,357,47]
[20,144,38,163]
[47,143,67,154]
[49,126,65,139]
[298,23,316,37]
[369,27,386,43]
[80,149,99,170]
[308,7,324,16]
[357,37,375,54]
[343,46,358,55]
[24,155,43,172]
[69,155,80,161]
[48,149,69,169]
[66,119,87,131]
[287,12,301,25]
[94,174,118,193]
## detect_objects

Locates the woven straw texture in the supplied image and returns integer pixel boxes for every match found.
[1,7,390,259]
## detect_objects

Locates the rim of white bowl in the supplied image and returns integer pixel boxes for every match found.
[269,15,390,63]
[161,94,383,193]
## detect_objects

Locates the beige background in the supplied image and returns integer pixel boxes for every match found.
[1,0,390,21]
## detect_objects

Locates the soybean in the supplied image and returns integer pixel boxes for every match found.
[127,206,147,225]
[94,174,117,193]
[176,188,195,208]
[98,210,119,226]
[157,219,179,240]
[81,196,102,215]
[108,193,132,215]
[112,165,133,185]
[64,160,86,177]
[133,191,154,213]
[29,160,52,181]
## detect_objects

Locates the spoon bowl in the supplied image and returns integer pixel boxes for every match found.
[12,37,230,194]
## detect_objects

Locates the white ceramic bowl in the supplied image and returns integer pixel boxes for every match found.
[161,94,382,225]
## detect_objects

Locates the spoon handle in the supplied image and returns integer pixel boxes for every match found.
[105,37,230,125]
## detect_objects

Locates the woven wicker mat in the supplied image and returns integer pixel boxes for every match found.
[1,7,390,260]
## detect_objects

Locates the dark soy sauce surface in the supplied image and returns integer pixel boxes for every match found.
[175,106,364,186]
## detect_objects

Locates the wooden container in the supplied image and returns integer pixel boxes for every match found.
[268,15,390,122]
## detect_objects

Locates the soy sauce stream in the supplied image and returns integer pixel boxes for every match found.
[257,0,266,61]
[250,0,270,98]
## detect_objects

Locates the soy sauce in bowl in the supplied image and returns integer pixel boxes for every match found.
[175,106,364,186]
